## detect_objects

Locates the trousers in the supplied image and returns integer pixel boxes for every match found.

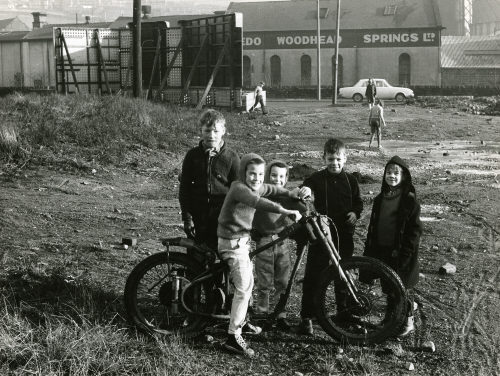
[300,229,354,319]
[254,237,291,318]
[218,236,253,335]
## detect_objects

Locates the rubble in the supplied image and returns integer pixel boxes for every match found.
[439,262,457,274]
[417,96,500,116]
[422,341,436,352]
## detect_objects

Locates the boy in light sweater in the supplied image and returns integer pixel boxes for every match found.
[218,153,310,357]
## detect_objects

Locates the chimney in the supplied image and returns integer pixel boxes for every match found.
[32,12,47,29]
[85,15,91,24]
[142,5,152,19]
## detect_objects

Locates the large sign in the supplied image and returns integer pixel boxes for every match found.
[243,28,440,50]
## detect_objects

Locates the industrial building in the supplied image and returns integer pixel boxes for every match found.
[0,0,499,92]
[228,0,444,89]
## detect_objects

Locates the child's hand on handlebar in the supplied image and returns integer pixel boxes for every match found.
[346,211,357,226]
[289,187,312,201]
[284,209,302,222]
[298,186,312,200]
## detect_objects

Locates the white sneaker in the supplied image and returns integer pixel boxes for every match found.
[223,334,255,357]
[242,322,262,335]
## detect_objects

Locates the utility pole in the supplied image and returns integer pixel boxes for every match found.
[132,0,142,98]
[332,0,341,104]
[316,0,321,100]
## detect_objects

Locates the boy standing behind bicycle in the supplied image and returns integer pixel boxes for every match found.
[297,138,363,335]
[179,109,240,252]
[217,153,309,357]
[251,160,301,332]
[363,156,422,337]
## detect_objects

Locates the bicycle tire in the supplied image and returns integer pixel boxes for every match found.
[315,256,407,345]
[124,251,210,338]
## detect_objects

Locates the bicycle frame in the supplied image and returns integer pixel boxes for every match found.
[164,210,362,321]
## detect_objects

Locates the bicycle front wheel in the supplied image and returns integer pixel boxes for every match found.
[124,251,210,338]
[315,256,407,345]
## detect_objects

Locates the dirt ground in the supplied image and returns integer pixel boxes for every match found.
[1,99,499,375]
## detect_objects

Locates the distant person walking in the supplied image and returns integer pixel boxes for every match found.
[365,78,377,109]
[249,81,267,114]
[368,99,386,149]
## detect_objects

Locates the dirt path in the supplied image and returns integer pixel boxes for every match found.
[1,101,499,375]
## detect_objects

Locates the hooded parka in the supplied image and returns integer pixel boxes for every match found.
[364,156,422,288]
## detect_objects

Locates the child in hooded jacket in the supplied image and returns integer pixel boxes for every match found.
[217,153,309,357]
[364,155,422,337]
[252,160,306,331]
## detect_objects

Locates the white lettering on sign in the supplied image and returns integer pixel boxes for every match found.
[276,34,339,46]
[363,33,419,44]
[243,37,262,46]
[423,32,436,42]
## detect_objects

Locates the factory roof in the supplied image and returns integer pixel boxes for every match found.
[227,0,442,31]
[441,35,500,68]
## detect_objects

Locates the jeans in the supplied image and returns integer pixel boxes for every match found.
[255,237,291,318]
[218,236,253,335]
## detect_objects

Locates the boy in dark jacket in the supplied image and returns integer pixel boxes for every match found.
[297,138,363,335]
[364,155,422,337]
[179,109,240,251]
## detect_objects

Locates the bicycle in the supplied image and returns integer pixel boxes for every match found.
[124,203,407,345]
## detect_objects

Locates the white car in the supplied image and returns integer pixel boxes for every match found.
[339,78,414,103]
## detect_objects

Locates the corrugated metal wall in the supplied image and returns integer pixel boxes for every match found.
[0,40,55,88]
[442,68,500,87]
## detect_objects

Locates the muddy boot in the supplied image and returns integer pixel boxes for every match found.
[276,317,291,332]
[295,318,313,335]
[398,316,415,337]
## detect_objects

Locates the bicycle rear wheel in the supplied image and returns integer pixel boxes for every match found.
[124,251,210,338]
[315,256,407,345]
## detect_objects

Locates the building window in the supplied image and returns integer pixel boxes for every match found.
[384,5,397,15]
[331,54,343,88]
[270,55,281,87]
[301,54,311,86]
[316,8,329,19]
[399,53,411,86]
[243,55,252,88]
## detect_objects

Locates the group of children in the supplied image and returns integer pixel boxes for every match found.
[179,109,422,357]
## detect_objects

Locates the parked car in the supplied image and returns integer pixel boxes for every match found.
[338,78,414,103]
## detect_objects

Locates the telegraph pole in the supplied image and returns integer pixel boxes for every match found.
[132,0,142,98]
[316,0,321,100]
[332,0,341,104]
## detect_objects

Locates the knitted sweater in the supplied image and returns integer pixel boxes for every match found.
[252,160,291,236]
[217,154,293,239]
[217,181,292,239]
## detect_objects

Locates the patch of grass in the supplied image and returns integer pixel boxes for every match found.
[0,93,202,168]
[0,264,220,375]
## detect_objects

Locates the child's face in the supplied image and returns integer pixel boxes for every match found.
[245,163,265,191]
[269,166,287,187]
[324,151,346,174]
[385,164,404,187]
[201,121,225,149]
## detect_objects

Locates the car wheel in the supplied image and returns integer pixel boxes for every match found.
[353,93,363,102]
[395,93,406,102]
